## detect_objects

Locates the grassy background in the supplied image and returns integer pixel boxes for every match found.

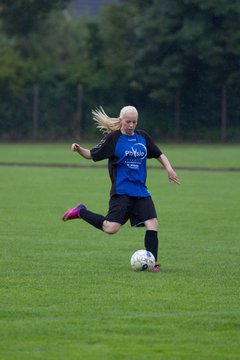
[0,142,240,168]
[0,143,239,359]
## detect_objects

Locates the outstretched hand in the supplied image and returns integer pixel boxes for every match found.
[168,169,180,184]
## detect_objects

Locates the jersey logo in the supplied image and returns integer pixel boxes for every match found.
[125,143,147,160]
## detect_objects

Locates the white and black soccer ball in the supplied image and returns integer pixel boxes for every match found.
[130,249,155,271]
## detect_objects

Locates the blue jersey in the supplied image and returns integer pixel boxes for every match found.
[90,130,162,197]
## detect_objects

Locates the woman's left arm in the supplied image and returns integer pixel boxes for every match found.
[158,154,180,184]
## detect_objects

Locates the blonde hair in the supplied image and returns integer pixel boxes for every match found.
[92,106,138,134]
[120,106,138,119]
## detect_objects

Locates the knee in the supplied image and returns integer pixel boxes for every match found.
[145,218,158,231]
[102,221,120,235]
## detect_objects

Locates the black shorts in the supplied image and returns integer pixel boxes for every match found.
[105,195,157,227]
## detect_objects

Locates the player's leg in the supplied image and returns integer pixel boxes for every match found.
[102,220,121,234]
[144,217,158,231]
[87,194,129,233]
[144,219,161,271]
[144,218,159,262]
[80,209,121,234]
[103,195,130,234]
[62,195,129,234]
[131,197,160,270]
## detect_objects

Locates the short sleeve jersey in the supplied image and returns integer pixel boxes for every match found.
[90,130,162,197]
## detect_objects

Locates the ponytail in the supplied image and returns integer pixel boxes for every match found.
[92,105,138,134]
[92,107,121,134]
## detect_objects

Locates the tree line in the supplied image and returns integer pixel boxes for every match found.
[0,0,239,141]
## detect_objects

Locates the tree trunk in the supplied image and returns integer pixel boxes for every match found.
[32,85,39,140]
[174,89,180,139]
[221,84,227,142]
[76,84,83,139]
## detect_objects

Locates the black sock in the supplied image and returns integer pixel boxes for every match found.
[144,230,158,261]
[80,208,105,230]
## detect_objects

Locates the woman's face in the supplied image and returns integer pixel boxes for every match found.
[120,112,138,135]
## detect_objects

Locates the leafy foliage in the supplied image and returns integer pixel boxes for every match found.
[0,0,239,140]
[0,0,70,35]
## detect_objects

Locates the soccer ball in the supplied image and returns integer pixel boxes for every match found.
[130,249,155,271]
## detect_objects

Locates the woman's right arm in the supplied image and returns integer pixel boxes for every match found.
[71,143,92,160]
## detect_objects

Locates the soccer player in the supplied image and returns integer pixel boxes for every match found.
[62,106,180,271]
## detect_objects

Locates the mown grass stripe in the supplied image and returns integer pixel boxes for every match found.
[0,161,240,172]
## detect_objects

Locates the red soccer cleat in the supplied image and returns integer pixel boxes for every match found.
[62,203,86,221]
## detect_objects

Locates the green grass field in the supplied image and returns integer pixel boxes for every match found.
[0,143,239,359]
